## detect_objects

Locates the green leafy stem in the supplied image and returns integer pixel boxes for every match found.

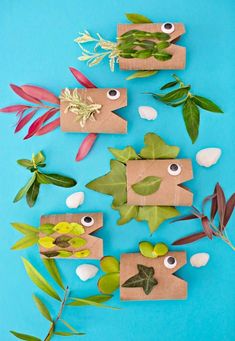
[14,151,77,207]
[151,74,223,143]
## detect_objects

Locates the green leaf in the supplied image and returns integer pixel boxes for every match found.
[33,151,45,165]
[98,273,120,294]
[122,264,158,295]
[137,206,180,234]
[125,13,152,23]
[11,222,38,234]
[13,173,36,203]
[182,98,200,143]
[140,133,180,159]
[42,258,65,290]
[68,297,118,309]
[37,173,76,187]
[10,331,41,341]
[26,179,40,207]
[132,176,161,196]
[11,234,38,250]
[112,204,138,225]
[39,224,55,235]
[17,159,33,168]
[192,95,223,113]
[139,241,155,258]
[68,294,112,306]
[153,52,172,61]
[32,294,52,322]
[86,160,127,206]
[160,81,178,90]
[153,242,168,256]
[54,331,85,336]
[108,146,140,163]
[134,50,152,59]
[126,70,158,81]
[156,41,170,50]
[100,256,120,273]
[154,86,190,103]
[60,319,79,333]
[22,258,61,301]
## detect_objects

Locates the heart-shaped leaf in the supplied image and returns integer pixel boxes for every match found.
[132,176,161,196]
[139,241,155,258]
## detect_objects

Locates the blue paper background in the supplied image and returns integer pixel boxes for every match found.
[0,0,235,340]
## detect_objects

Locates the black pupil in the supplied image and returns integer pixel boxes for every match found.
[167,257,176,264]
[164,23,172,29]
[170,163,178,171]
[109,89,117,96]
[84,216,92,223]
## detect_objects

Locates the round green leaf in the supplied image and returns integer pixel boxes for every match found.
[100,256,120,273]
[98,273,120,294]
[153,242,168,256]
[139,241,155,258]
[69,237,87,248]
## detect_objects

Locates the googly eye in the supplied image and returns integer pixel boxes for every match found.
[168,163,181,176]
[161,22,175,34]
[81,216,94,227]
[164,256,177,269]
[106,89,120,100]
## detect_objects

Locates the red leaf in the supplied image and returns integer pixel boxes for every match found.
[10,84,42,104]
[21,85,60,105]
[202,193,217,214]
[201,216,213,239]
[35,117,60,136]
[210,185,218,221]
[15,109,38,133]
[76,133,98,161]
[0,105,30,113]
[223,193,235,228]
[215,183,226,229]
[171,214,199,223]
[24,108,59,139]
[172,232,207,245]
[69,67,97,88]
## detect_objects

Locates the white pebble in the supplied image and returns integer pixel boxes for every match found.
[66,192,84,209]
[138,106,158,120]
[190,253,210,268]
[76,264,99,281]
[196,148,221,168]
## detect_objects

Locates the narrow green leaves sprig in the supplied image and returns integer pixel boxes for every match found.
[151,74,223,143]
[14,151,77,207]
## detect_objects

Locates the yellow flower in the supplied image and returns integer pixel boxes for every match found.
[74,249,90,258]
[53,222,73,234]
[38,236,55,249]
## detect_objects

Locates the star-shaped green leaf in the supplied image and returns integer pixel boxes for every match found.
[86,160,127,206]
[108,146,140,164]
[140,133,180,159]
[112,203,139,225]
[122,264,158,295]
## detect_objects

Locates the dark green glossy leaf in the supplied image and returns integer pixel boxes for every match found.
[153,51,172,61]
[11,234,38,250]
[154,86,190,103]
[134,50,152,59]
[156,41,170,50]
[192,95,223,113]
[183,98,200,143]
[43,258,65,290]
[160,81,178,90]
[125,13,152,23]
[38,173,76,187]
[17,159,33,168]
[33,151,45,165]
[108,146,140,163]
[26,179,40,207]
[122,264,158,295]
[32,294,52,322]
[139,133,180,159]
[126,70,158,80]
[132,176,161,196]
[10,331,41,341]
[13,173,36,203]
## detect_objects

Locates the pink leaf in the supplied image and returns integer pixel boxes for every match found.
[201,216,213,239]
[15,109,38,133]
[21,85,60,105]
[69,67,97,88]
[35,117,60,136]
[76,133,98,161]
[0,105,30,113]
[24,108,59,139]
[10,84,42,104]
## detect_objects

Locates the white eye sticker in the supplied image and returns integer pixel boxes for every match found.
[107,89,120,100]
[81,216,94,227]
[168,163,181,176]
[164,256,177,269]
[161,22,175,34]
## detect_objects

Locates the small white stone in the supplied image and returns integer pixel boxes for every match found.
[196,148,221,168]
[138,106,158,120]
[66,192,84,209]
[190,253,210,268]
[76,264,99,281]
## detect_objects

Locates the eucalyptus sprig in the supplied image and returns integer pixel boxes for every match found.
[14,151,77,207]
[151,74,223,143]
[10,258,115,340]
